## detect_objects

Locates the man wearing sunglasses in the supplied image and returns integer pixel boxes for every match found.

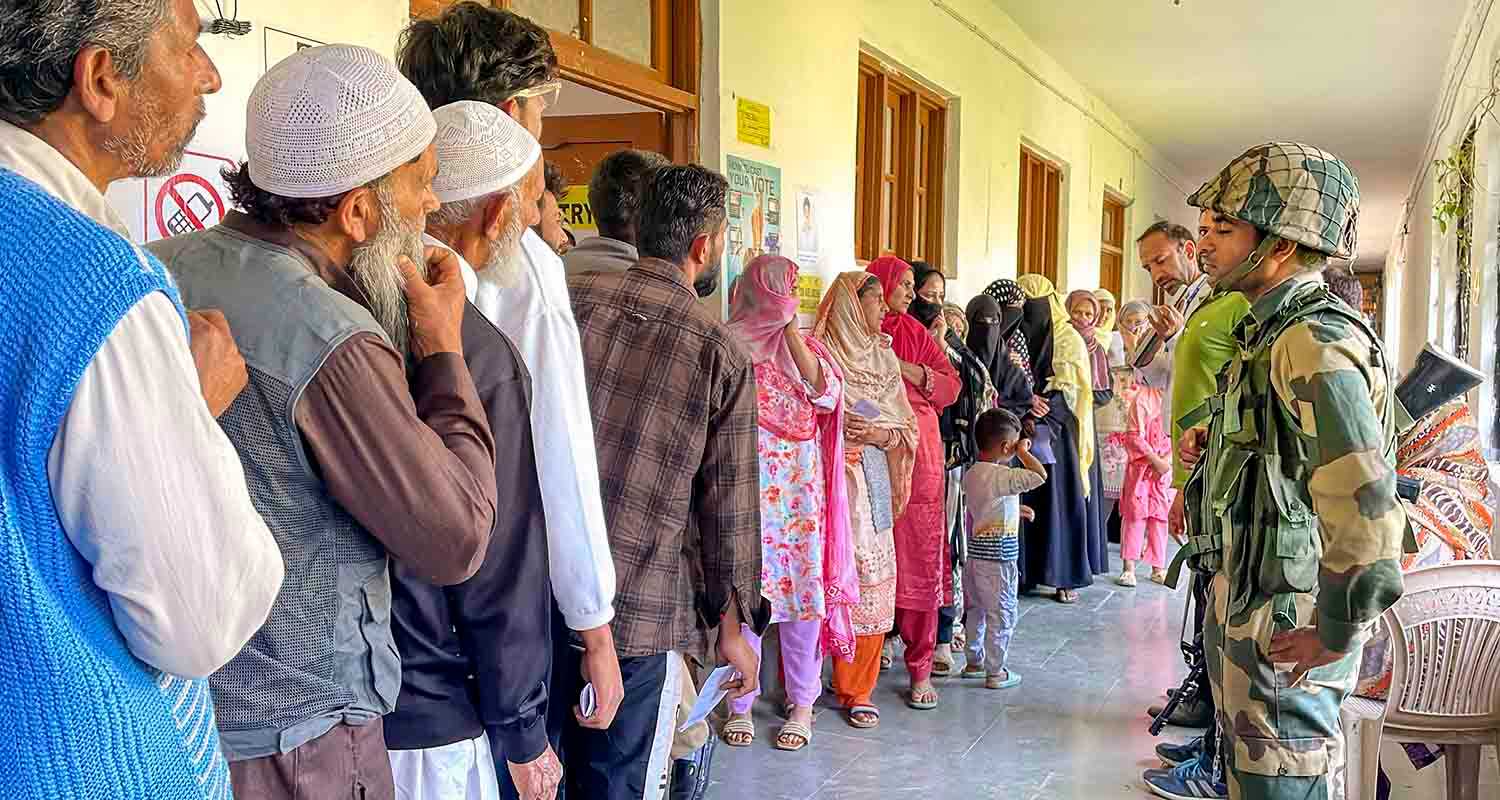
[399,5,619,799]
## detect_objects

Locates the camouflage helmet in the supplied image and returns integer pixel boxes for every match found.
[1187,142,1359,259]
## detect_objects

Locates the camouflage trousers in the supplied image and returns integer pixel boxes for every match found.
[1204,572,1362,800]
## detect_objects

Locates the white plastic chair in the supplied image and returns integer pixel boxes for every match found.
[1341,561,1500,800]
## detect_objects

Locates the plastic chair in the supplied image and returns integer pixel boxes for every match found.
[1341,561,1500,800]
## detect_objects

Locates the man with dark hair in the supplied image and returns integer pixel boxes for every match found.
[0,0,283,795]
[1323,264,1365,312]
[149,45,498,799]
[564,149,670,278]
[536,160,572,256]
[397,0,559,135]
[1154,142,1403,800]
[397,7,625,797]
[566,164,764,799]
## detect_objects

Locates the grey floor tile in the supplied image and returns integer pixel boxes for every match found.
[704,544,1477,799]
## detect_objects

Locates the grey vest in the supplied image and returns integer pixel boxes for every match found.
[148,227,399,760]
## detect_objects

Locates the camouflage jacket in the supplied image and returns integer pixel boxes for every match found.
[1185,273,1405,653]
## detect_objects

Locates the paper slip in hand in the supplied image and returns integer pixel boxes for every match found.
[851,399,880,418]
[679,665,738,732]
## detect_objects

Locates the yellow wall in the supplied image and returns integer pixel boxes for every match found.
[704,0,1195,306]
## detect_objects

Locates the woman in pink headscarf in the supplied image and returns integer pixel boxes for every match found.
[865,256,961,710]
[720,255,853,753]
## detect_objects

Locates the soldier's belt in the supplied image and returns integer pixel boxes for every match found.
[1164,532,1222,589]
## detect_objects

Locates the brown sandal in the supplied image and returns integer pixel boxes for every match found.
[720,716,754,747]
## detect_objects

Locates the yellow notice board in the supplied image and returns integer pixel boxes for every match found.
[736,97,771,148]
[796,273,824,315]
[559,185,596,235]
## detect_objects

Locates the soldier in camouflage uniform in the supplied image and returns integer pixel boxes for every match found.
[1172,142,1407,800]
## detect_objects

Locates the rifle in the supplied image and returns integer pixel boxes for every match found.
[1150,636,1206,736]
[1151,582,1206,736]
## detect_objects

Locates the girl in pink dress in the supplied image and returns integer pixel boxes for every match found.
[1115,372,1175,586]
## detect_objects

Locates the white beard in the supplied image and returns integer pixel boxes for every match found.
[348,181,425,357]
[477,204,527,289]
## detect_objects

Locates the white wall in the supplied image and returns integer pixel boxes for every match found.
[104,1,410,243]
[1388,0,1500,450]
[700,0,1194,308]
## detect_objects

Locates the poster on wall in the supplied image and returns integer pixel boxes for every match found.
[106,149,240,245]
[264,27,325,72]
[795,188,821,266]
[559,185,597,241]
[725,154,781,292]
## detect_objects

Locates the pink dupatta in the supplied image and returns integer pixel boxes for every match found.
[727,255,858,663]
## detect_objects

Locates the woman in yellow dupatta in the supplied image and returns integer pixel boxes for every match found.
[1015,275,1107,601]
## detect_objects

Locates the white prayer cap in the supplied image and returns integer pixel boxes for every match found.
[246,44,437,199]
[430,101,541,204]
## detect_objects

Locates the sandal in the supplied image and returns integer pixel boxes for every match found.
[985,670,1022,690]
[846,704,880,729]
[774,720,812,752]
[880,640,894,671]
[1150,569,1168,585]
[931,644,955,677]
[1055,589,1079,604]
[1116,571,1138,588]
[906,687,939,710]
[720,716,755,748]
[960,664,987,680]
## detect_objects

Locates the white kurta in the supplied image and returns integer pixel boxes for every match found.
[439,230,618,632]
[0,120,283,678]
[390,733,501,800]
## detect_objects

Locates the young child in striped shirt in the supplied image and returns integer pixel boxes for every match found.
[959,409,1046,689]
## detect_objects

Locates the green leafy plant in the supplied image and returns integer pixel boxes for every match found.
[1432,142,1474,239]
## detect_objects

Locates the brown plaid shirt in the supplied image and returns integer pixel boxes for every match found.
[567,257,763,659]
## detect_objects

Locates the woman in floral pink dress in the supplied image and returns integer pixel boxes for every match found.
[721,255,853,753]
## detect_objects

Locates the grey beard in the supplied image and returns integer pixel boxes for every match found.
[349,181,425,357]
[102,94,203,179]
[479,200,528,288]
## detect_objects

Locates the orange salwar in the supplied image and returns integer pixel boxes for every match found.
[831,633,886,709]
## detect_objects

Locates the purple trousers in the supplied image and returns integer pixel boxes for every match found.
[729,619,824,713]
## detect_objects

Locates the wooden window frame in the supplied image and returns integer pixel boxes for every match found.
[855,52,948,274]
[411,0,700,163]
[1099,193,1127,299]
[1017,146,1062,283]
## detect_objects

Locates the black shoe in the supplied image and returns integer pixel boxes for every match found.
[1147,697,1213,729]
[1154,736,1204,768]
[670,736,717,800]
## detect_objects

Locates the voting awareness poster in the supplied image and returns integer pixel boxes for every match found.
[725,155,781,293]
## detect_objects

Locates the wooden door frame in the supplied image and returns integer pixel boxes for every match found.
[411,0,700,163]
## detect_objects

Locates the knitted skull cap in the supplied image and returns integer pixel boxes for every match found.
[430,101,541,204]
[247,44,438,199]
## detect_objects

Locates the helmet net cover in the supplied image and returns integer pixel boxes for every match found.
[1187,141,1360,259]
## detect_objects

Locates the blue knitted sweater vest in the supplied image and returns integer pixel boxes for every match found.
[0,168,232,799]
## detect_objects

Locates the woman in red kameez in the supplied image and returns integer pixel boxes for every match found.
[865,256,961,710]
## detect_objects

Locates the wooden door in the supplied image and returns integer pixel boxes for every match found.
[541,112,669,185]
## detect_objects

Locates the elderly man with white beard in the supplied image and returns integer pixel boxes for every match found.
[383,100,563,800]
[147,45,499,800]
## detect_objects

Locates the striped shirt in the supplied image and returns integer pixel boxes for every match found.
[963,461,1045,562]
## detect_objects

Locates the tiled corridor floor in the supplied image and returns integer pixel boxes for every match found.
[707,547,1499,799]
